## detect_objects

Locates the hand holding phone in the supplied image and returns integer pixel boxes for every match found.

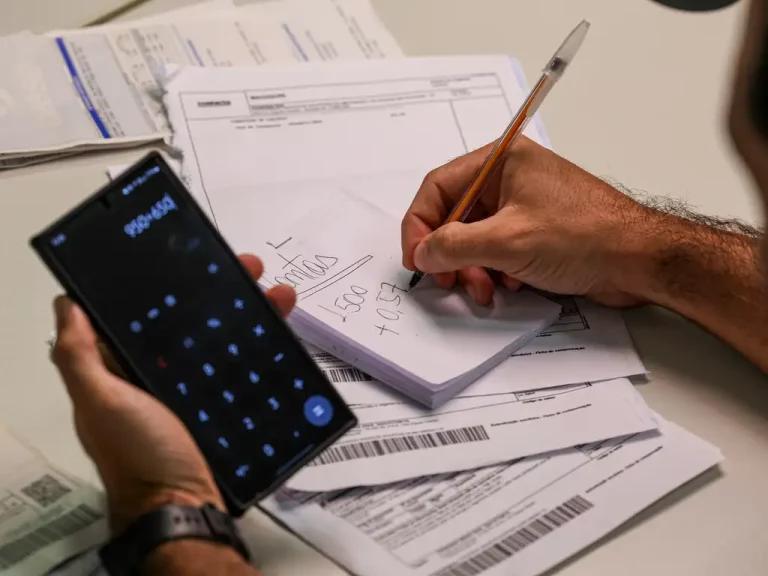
[33,153,356,516]
[50,253,296,530]
[52,294,230,530]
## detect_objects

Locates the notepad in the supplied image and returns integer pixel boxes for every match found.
[252,192,560,407]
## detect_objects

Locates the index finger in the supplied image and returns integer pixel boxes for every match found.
[401,142,495,270]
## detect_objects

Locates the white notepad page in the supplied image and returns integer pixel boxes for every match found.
[244,190,560,405]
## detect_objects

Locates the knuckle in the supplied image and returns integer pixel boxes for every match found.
[421,167,442,188]
[400,214,415,236]
[434,224,464,258]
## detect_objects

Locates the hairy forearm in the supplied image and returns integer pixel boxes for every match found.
[631,211,768,371]
[143,541,259,576]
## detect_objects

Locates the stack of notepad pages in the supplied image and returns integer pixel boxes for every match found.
[274,194,562,407]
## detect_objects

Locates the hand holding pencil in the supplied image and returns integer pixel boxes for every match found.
[400,20,648,310]
[407,20,590,290]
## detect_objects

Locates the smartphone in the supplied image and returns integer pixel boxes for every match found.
[31,152,356,516]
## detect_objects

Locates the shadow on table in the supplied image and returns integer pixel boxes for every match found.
[624,305,768,420]
[542,464,724,576]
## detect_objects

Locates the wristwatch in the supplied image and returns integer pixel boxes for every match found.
[99,503,250,575]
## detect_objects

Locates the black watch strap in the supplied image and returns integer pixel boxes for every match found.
[99,503,250,576]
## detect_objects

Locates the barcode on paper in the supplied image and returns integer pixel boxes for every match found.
[21,474,72,507]
[0,504,104,569]
[309,426,490,466]
[322,367,373,383]
[432,496,593,576]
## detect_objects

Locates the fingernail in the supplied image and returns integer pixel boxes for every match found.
[414,242,429,270]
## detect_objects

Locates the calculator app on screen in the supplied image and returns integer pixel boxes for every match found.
[32,153,355,513]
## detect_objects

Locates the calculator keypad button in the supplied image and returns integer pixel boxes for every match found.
[129,273,336,487]
[304,395,334,427]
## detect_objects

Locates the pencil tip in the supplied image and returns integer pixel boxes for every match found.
[408,272,422,289]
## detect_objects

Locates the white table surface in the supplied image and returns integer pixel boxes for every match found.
[2,1,768,574]
[0,0,145,33]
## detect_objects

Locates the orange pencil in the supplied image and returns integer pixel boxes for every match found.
[409,20,590,289]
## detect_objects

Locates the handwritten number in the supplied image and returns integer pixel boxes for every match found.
[377,308,402,321]
[322,284,404,330]
[335,298,362,313]
[343,293,365,307]
[319,305,347,323]
[376,291,401,306]
[380,282,408,294]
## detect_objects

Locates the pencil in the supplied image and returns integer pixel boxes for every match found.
[408,20,590,290]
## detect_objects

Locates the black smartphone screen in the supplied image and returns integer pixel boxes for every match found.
[32,153,355,513]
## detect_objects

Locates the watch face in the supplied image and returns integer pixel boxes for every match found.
[650,0,739,10]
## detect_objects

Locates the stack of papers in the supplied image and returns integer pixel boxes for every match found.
[263,418,722,576]
[155,51,723,576]
[51,419,722,576]
[0,0,402,169]
[287,360,659,490]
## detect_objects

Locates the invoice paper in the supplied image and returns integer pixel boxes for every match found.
[286,377,658,491]
[0,0,401,166]
[52,0,402,136]
[0,430,106,576]
[167,55,549,221]
[165,56,645,393]
[262,418,722,576]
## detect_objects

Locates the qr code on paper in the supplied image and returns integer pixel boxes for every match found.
[21,474,71,508]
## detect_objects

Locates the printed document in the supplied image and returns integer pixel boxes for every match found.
[263,418,722,576]
[287,377,658,491]
[0,0,401,165]
[0,430,106,576]
[167,55,549,223]
[165,56,645,394]
[503,295,646,390]
[52,0,402,135]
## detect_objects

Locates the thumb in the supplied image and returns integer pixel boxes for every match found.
[413,218,509,274]
[51,297,109,402]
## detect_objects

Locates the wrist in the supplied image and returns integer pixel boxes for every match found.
[102,502,252,576]
[143,540,256,576]
[109,488,224,534]
[620,211,762,311]
[600,204,675,305]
